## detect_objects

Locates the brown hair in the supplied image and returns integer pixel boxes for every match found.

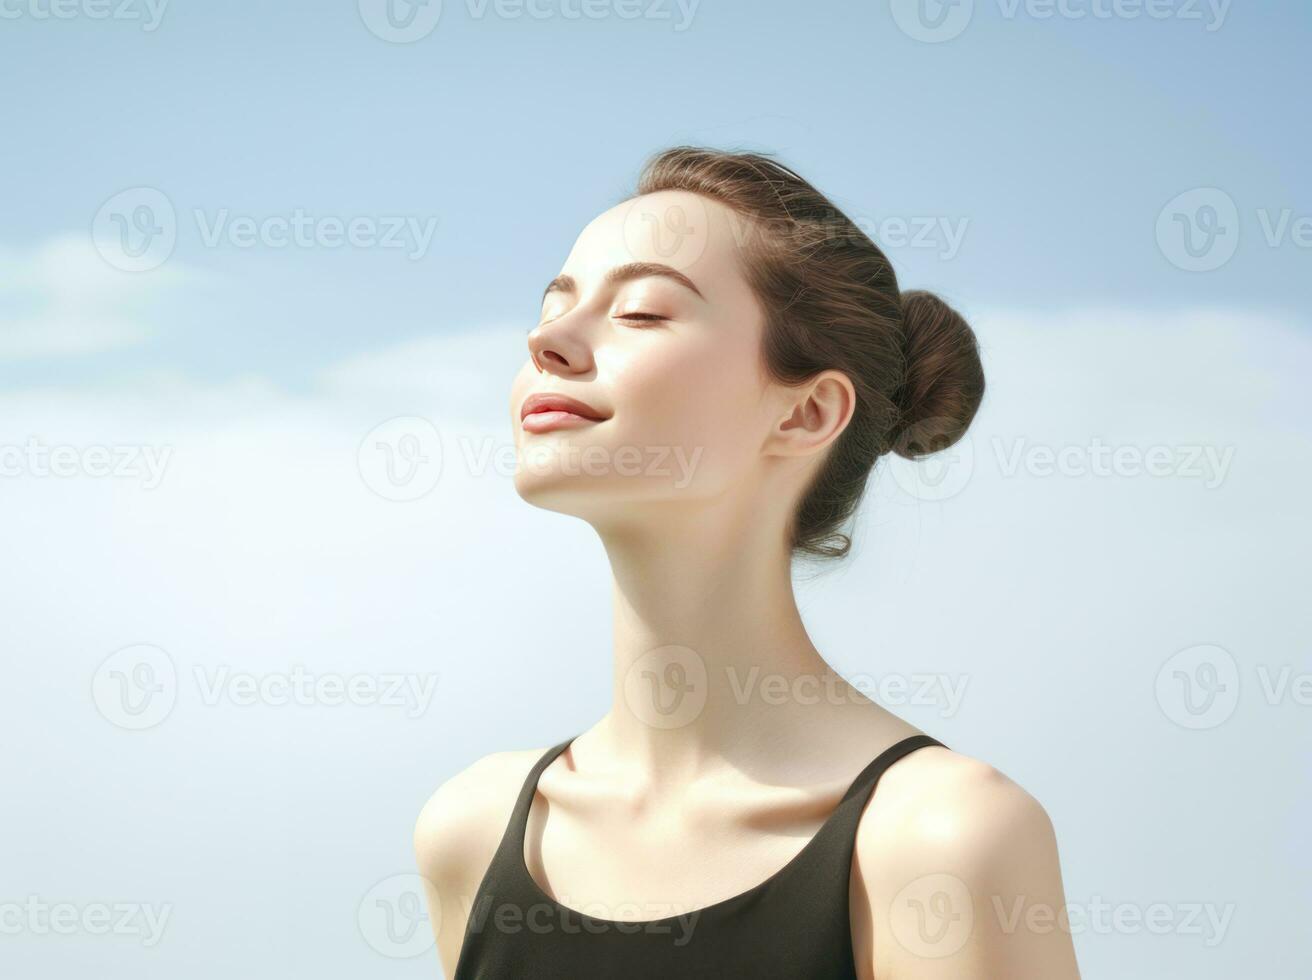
[636,146,985,561]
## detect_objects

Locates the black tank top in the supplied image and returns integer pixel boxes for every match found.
[453,732,944,979]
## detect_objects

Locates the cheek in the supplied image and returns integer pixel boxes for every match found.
[606,332,764,486]
[509,360,535,416]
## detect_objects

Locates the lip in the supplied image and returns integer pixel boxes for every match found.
[520,391,611,433]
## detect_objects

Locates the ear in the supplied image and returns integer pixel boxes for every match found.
[767,370,856,458]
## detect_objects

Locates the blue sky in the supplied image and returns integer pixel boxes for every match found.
[2,5,1309,980]
[2,0,1309,391]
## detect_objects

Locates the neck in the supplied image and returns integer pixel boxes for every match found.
[593,503,840,778]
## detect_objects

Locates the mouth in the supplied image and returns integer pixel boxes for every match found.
[520,392,611,433]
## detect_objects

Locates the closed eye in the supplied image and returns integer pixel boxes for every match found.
[616,312,667,323]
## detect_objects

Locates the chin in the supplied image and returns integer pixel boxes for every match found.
[513,460,606,515]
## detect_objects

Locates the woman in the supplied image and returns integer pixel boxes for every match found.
[414,147,1082,979]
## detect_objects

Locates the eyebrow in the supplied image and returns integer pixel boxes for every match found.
[541,262,705,303]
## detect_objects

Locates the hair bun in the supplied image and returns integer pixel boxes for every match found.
[890,289,985,460]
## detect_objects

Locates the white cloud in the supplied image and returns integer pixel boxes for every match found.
[0,234,200,359]
[318,325,529,428]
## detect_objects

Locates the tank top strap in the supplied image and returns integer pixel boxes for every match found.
[505,732,941,846]
[492,731,943,894]
[837,733,944,808]
[805,732,946,865]
[502,735,578,852]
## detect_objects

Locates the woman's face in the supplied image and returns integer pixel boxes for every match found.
[510,190,802,527]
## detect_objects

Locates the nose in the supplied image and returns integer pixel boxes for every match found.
[527,314,596,377]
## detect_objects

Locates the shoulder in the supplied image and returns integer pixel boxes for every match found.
[858,744,1055,867]
[853,744,1080,978]
[412,746,549,894]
